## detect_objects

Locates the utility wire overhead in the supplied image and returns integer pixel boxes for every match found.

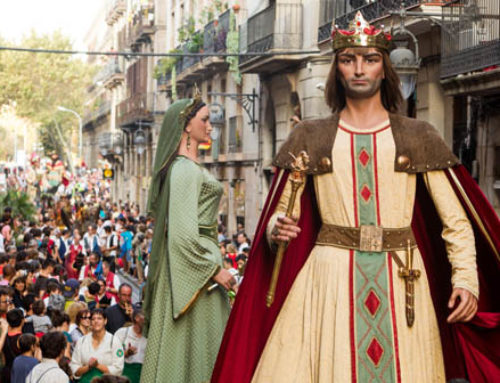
[0,46,321,57]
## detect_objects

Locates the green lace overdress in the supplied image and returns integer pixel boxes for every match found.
[141,156,230,383]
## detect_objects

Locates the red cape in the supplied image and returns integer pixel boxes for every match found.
[212,165,500,383]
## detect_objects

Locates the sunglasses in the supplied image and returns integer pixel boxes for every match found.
[82,316,91,319]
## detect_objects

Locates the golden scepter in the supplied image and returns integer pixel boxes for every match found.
[266,150,309,308]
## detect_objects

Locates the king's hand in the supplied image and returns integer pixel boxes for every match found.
[447,287,478,323]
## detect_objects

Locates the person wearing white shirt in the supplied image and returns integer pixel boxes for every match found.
[70,308,124,383]
[26,331,69,383]
[82,225,100,256]
[114,309,147,383]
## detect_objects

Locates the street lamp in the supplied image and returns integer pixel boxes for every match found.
[57,106,83,161]
[389,5,421,100]
[134,125,146,155]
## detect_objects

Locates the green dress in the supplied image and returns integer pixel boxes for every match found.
[141,156,231,383]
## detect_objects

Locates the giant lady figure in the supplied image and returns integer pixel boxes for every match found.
[141,95,234,383]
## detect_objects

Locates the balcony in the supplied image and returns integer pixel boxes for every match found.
[116,93,155,129]
[105,0,126,26]
[202,9,231,70]
[83,101,111,128]
[94,58,125,89]
[441,0,500,79]
[156,72,171,92]
[317,0,437,44]
[128,2,155,50]
[239,3,304,74]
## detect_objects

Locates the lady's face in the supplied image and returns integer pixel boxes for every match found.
[98,281,106,294]
[80,311,91,328]
[186,105,212,144]
[91,313,107,332]
[15,280,25,292]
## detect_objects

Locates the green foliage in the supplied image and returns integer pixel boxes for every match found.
[153,49,182,79]
[178,17,196,43]
[0,30,95,153]
[186,33,204,53]
[0,190,37,221]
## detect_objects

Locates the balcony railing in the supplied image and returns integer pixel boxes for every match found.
[106,0,126,26]
[241,3,303,64]
[204,9,231,53]
[128,3,155,48]
[83,101,111,127]
[116,92,155,128]
[441,0,500,77]
[93,58,125,88]
[318,0,434,43]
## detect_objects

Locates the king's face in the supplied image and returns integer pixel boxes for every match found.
[336,47,385,100]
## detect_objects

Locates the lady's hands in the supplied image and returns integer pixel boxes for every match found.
[271,216,301,243]
[213,269,236,291]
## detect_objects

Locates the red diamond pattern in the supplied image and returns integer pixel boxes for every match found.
[360,184,372,202]
[364,289,381,317]
[358,148,370,167]
[366,337,384,366]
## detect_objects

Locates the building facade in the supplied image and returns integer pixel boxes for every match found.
[82,0,499,234]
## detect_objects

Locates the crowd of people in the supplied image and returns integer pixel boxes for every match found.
[0,150,250,383]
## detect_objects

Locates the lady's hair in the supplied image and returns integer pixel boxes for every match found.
[325,48,402,113]
[91,308,107,320]
[75,308,91,326]
[33,299,46,316]
[40,331,67,359]
[67,301,87,324]
[12,276,26,289]
[18,333,37,353]
[132,308,144,323]
[226,244,237,254]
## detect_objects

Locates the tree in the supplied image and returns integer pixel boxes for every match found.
[0,30,95,154]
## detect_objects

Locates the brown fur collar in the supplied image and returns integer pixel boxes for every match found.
[272,112,459,174]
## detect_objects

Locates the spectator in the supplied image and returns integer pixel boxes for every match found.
[32,300,52,335]
[105,283,133,334]
[114,308,146,383]
[102,261,120,301]
[66,301,87,333]
[96,279,115,310]
[236,232,250,253]
[2,308,25,382]
[66,232,83,280]
[11,276,26,309]
[25,331,69,383]
[70,308,124,381]
[70,308,91,347]
[0,264,15,286]
[103,225,119,272]
[45,281,65,313]
[10,333,39,383]
[83,224,101,257]
[0,286,11,318]
[80,252,103,281]
[58,229,71,263]
[50,310,72,358]
[63,278,82,310]
[33,259,56,298]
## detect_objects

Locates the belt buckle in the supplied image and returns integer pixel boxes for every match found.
[360,225,383,252]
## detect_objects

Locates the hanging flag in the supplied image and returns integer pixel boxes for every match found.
[198,139,211,151]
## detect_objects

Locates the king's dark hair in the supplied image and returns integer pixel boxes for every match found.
[325,49,402,113]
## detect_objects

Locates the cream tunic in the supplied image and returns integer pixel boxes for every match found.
[253,121,478,383]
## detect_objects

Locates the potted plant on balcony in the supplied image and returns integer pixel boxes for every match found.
[153,48,182,79]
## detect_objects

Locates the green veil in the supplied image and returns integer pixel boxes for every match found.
[143,98,192,332]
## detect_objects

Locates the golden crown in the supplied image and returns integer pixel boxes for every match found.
[331,11,392,51]
[179,84,204,127]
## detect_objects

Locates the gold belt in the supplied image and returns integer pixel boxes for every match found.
[316,223,416,252]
